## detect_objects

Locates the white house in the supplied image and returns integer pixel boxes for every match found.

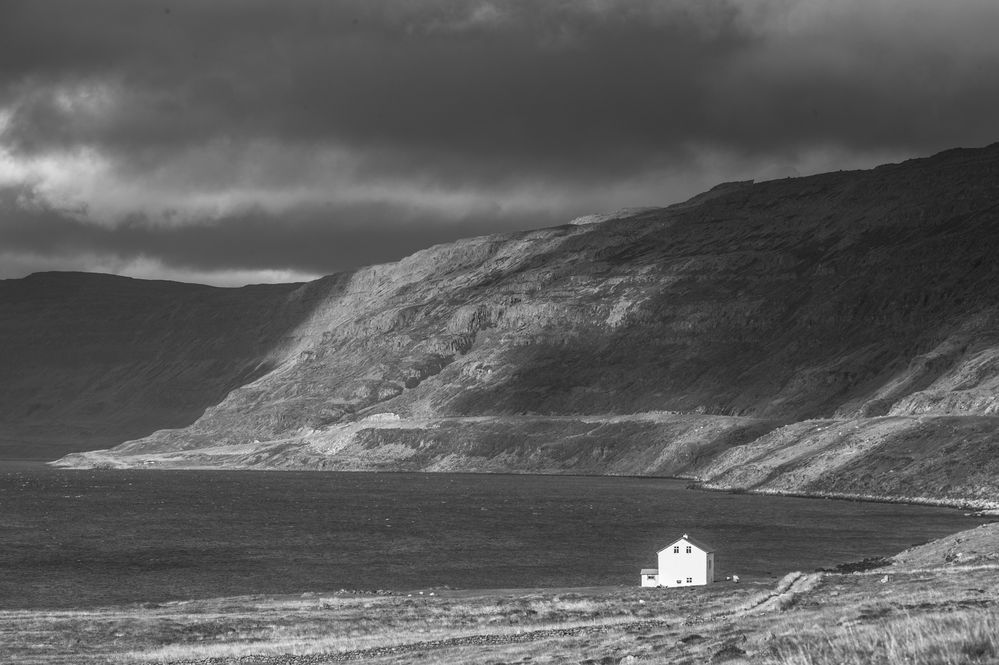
[640,533,715,588]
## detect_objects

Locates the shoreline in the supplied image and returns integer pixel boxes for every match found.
[688,480,999,516]
[37,456,999,516]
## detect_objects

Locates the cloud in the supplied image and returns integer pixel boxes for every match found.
[0,183,568,285]
[1,0,998,283]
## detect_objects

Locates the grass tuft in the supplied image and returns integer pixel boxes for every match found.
[769,610,999,665]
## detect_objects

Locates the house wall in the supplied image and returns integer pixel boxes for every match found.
[656,539,711,586]
[641,572,659,587]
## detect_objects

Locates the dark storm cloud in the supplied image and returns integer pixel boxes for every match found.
[2,0,999,283]
[1,0,748,178]
[6,1,999,174]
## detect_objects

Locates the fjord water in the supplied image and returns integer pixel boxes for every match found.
[0,464,988,609]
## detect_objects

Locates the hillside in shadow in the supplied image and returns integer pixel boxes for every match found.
[0,273,325,458]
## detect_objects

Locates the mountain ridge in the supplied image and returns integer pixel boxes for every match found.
[6,142,999,507]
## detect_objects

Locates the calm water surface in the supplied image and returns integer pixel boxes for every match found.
[0,463,989,608]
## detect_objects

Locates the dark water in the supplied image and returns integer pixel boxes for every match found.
[0,463,989,608]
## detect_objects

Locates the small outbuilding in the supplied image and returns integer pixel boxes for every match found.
[640,533,715,588]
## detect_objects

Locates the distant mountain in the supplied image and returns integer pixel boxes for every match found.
[0,273,307,459]
[10,142,999,508]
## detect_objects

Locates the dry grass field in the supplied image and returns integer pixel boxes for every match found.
[2,552,998,665]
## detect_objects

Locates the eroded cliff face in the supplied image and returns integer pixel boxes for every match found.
[23,143,999,506]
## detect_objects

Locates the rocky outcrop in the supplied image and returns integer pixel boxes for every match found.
[17,142,999,506]
[891,522,999,569]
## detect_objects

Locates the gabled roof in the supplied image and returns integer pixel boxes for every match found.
[657,533,715,554]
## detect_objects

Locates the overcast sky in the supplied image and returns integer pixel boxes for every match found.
[2,0,999,285]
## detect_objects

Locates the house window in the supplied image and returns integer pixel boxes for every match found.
[676,579,682,584]
[673,546,679,554]
[646,575,656,580]
[686,546,692,553]
[686,577,693,583]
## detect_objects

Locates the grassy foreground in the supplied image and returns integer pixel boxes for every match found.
[2,526,998,665]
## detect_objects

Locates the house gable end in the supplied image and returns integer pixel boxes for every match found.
[656,534,715,555]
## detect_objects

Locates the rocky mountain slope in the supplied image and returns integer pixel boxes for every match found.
[10,142,999,506]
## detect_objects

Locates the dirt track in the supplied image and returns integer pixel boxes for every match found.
[170,618,673,664]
